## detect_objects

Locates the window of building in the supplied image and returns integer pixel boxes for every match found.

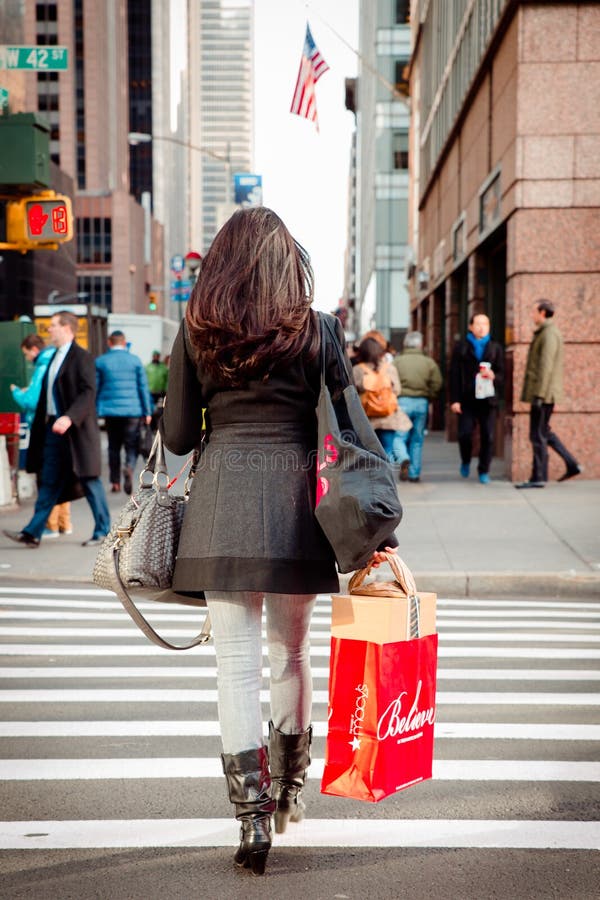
[78,275,112,312]
[74,0,86,189]
[395,1,410,24]
[36,3,58,21]
[393,132,409,170]
[36,33,58,45]
[76,217,112,264]
[38,94,59,112]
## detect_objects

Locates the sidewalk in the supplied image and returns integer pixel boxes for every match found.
[0,434,598,597]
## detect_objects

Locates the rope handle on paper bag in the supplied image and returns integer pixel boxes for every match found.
[349,552,417,596]
[348,552,421,639]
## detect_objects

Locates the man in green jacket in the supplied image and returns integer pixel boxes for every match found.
[145,351,169,405]
[517,300,582,488]
[393,332,443,482]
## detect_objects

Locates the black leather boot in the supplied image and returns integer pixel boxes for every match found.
[221,746,276,875]
[268,721,312,834]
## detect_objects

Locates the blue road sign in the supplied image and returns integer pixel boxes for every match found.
[170,254,185,273]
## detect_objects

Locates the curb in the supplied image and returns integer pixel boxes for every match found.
[338,570,600,599]
[2,570,599,599]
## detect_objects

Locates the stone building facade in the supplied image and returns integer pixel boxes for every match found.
[408,0,600,480]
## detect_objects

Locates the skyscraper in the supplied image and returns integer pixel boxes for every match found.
[10,0,164,316]
[348,0,411,342]
[187,0,253,254]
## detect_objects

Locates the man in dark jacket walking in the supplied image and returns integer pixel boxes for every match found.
[516,300,582,488]
[449,313,504,484]
[96,330,153,494]
[2,311,110,548]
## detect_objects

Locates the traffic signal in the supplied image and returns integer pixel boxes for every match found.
[4,191,73,252]
[148,292,158,311]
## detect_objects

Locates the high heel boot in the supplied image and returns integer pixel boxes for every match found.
[268,721,312,834]
[221,746,276,876]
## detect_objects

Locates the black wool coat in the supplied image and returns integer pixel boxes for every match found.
[27,342,103,484]
[161,314,361,596]
[449,337,505,408]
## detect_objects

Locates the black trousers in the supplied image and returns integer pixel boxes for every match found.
[104,416,140,484]
[529,402,578,482]
[458,401,496,474]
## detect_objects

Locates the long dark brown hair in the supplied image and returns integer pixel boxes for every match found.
[186,207,319,386]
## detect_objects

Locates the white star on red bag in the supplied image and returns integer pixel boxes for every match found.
[348,737,361,750]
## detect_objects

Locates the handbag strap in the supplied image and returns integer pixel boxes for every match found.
[112,546,211,651]
[319,312,352,389]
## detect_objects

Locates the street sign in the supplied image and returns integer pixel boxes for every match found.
[170,254,185,274]
[234,173,263,206]
[0,46,69,71]
[170,277,192,303]
[0,87,8,109]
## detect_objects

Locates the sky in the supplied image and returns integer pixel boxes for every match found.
[253,0,359,311]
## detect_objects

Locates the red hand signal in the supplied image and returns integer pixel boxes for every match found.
[27,204,49,236]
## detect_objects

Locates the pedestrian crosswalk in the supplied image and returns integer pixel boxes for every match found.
[0,584,599,858]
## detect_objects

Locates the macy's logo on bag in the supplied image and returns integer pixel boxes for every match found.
[376,680,435,744]
[347,683,368,750]
[316,433,338,505]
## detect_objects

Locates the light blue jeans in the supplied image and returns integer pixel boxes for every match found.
[394,396,430,479]
[205,590,316,754]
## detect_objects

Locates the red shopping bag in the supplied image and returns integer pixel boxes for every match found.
[320,632,438,802]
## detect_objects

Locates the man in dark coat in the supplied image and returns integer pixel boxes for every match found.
[2,311,110,548]
[449,312,504,484]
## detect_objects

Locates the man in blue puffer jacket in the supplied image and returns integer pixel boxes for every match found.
[95,331,153,494]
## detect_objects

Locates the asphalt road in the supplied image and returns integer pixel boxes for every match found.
[0,583,598,900]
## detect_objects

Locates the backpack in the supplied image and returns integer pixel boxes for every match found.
[358,364,398,418]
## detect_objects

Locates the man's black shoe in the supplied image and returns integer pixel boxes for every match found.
[81,536,107,547]
[408,476,420,483]
[515,481,545,489]
[2,529,40,547]
[557,464,583,482]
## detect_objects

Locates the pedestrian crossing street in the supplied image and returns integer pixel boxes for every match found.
[0,585,599,853]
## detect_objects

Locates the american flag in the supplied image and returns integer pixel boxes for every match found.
[290,24,329,129]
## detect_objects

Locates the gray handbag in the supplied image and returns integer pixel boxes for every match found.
[92,431,211,650]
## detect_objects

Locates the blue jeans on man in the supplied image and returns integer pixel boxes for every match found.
[393,396,429,480]
[23,423,110,541]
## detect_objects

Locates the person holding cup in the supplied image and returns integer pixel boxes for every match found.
[449,313,504,484]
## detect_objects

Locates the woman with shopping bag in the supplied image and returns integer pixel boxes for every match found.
[160,207,399,876]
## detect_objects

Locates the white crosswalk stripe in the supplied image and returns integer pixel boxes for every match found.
[1,757,598,782]
[0,665,597,680]
[1,720,597,740]
[1,818,597,850]
[0,585,598,855]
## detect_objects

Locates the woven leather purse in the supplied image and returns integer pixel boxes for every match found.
[93,431,211,650]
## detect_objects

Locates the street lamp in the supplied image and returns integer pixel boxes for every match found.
[47,290,89,303]
[128,131,230,164]
[127,131,232,201]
